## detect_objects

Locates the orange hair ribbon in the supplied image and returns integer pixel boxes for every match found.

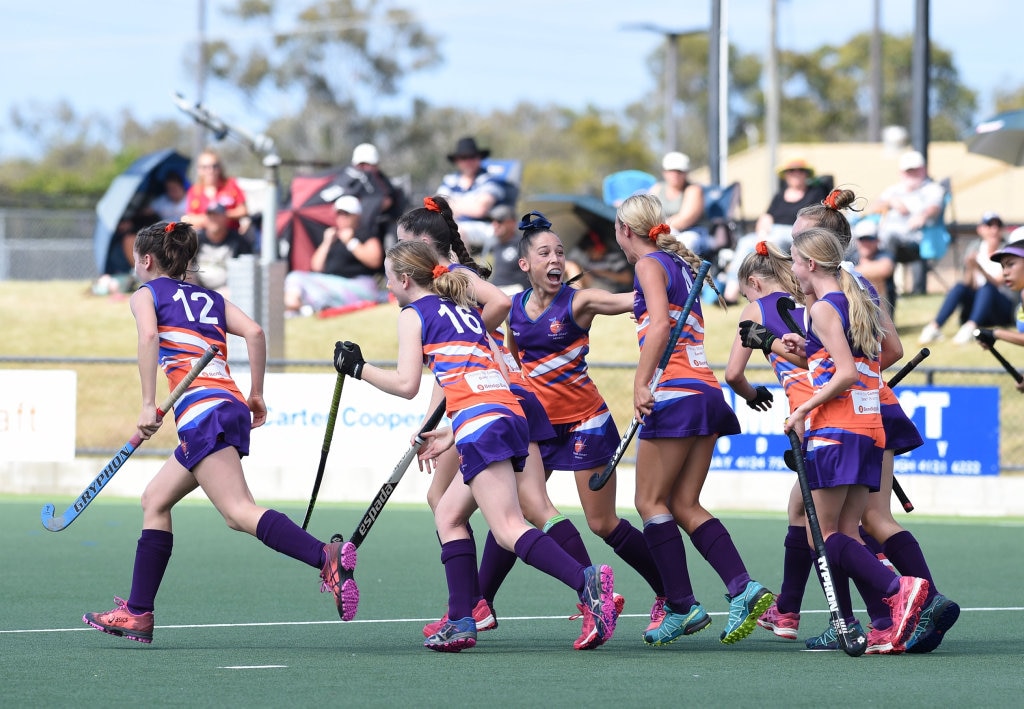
[431,264,447,280]
[423,197,441,213]
[648,223,671,240]
[755,240,769,256]
[164,222,176,233]
[823,189,841,210]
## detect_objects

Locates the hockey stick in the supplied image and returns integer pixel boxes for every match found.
[787,430,867,657]
[882,347,931,513]
[40,346,219,532]
[301,372,345,530]
[589,259,712,492]
[776,296,805,337]
[974,330,1024,384]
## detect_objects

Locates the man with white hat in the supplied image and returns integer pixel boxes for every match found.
[323,143,405,249]
[870,150,947,295]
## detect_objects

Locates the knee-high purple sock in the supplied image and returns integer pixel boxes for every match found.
[689,518,751,598]
[642,520,696,609]
[255,510,325,568]
[826,533,900,601]
[478,531,517,604]
[776,525,812,615]
[851,573,892,629]
[440,539,478,621]
[604,518,664,596]
[547,518,591,565]
[127,529,174,615]
[513,528,585,592]
[858,525,884,555]
[883,530,937,602]
[815,542,855,624]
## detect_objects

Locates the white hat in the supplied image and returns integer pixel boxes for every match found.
[661,151,691,172]
[853,219,879,239]
[351,143,379,166]
[898,150,926,171]
[334,195,363,215]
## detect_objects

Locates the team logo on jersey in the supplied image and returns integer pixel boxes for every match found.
[548,318,565,336]
[573,437,587,456]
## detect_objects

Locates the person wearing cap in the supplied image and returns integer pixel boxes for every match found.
[283,194,385,316]
[436,136,510,253]
[649,151,704,240]
[191,202,253,294]
[973,235,1024,387]
[325,143,405,249]
[487,204,530,293]
[869,150,946,296]
[919,212,1015,344]
[850,218,896,318]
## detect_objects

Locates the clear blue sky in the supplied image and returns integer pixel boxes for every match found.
[1,0,1019,159]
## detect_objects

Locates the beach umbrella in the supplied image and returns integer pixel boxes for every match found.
[966,110,1024,166]
[276,167,347,271]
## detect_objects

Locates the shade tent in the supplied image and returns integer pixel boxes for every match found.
[92,149,190,274]
[966,109,1024,166]
[275,167,347,272]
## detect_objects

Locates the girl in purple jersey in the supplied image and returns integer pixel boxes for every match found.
[334,239,617,653]
[82,221,356,644]
[615,193,772,647]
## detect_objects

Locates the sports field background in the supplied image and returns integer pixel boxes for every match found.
[3,498,1021,708]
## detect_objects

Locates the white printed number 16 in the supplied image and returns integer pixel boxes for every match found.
[173,288,220,324]
[437,303,483,334]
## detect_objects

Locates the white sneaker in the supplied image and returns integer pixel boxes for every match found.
[953,323,975,345]
[918,323,942,344]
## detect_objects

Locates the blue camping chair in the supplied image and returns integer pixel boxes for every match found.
[602,170,658,207]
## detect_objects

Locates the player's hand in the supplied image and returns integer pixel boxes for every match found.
[973,328,996,347]
[739,320,777,354]
[333,340,365,379]
[746,385,774,411]
[136,404,162,440]
[417,428,455,473]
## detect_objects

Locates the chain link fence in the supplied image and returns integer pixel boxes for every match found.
[0,209,97,280]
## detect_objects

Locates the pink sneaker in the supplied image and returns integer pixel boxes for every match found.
[422,598,497,638]
[320,540,359,621]
[865,624,900,655]
[646,596,667,633]
[885,576,929,652]
[756,601,800,640]
[83,596,154,644]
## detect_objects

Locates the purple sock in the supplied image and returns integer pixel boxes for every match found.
[858,525,884,555]
[689,518,750,598]
[478,531,517,604]
[642,520,696,610]
[547,518,591,565]
[825,533,900,600]
[883,530,936,603]
[852,573,892,629]
[514,528,585,592]
[776,525,812,615]
[604,518,664,596]
[255,510,325,568]
[465,523,480,599]
[440,539,478,621]
[816,539,855,622]
[127,529,173,615]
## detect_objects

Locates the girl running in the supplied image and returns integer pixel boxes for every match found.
[83,221,356,644]
[333,239,618,652]
[615,193,773,646]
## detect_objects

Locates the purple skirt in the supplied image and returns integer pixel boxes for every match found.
[882,402,923,455]
[639,380,742,439]
[804,426,884,492]
[538,404,620,471]
[173,398,251,471]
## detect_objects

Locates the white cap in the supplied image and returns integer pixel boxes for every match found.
[661,151,691,172]
[351,143,379,166]
[899,150,925,171]
[334,195,363,215]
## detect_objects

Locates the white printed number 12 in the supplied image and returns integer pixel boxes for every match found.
[173,289,220,324]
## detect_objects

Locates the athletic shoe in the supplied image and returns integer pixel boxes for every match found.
[642,602,711,645]
[320,540,359,621]
[884,576,929,652]
[720,580,775,644]
[757,601,800,640]
[422,598,497,638]
[573,564,616,650]
[953,323,976,345]
[865,624,901,655]
[571,592,624,650]
[424,616,477,652]
[918,322,942,344]
[804,620,865,651]
[83,596,154,644]
[646,596,667,633]
[905,593,960,654]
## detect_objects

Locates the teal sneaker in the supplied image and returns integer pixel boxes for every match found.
[804,620,866,651]
[642,603,711,645]
[905,593,960,654]
[720,580,775,644]
[424,616,477,653]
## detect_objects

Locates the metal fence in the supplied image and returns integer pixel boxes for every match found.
[0,209,97,281]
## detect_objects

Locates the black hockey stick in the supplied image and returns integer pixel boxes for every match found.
[40,346,219,532]
[301,372,345,530]
[787,430,867,657]
[589,260,712,492]
[882,347,931,513]
[974,330,1024,384]
[777,296,804,337]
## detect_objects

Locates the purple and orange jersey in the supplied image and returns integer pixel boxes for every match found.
[755,291,813,413]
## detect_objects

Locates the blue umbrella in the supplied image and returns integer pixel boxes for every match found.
[965,109,1024,166]
[93,149,191,273]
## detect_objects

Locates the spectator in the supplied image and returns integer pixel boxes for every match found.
[849,218,896,318]
[565,229,633,293]
[919,212,1016,344]
[182,148,248,233]
[436,136,509,253]
[191,204,253,294]
[283,195,384,316]
[328,143,406,249]
[723,157,828,303]
[649,151,705,245]
[91,214,144,296]
[148,172,189,222]
[487,204,530,294]
[870,150,946,296]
